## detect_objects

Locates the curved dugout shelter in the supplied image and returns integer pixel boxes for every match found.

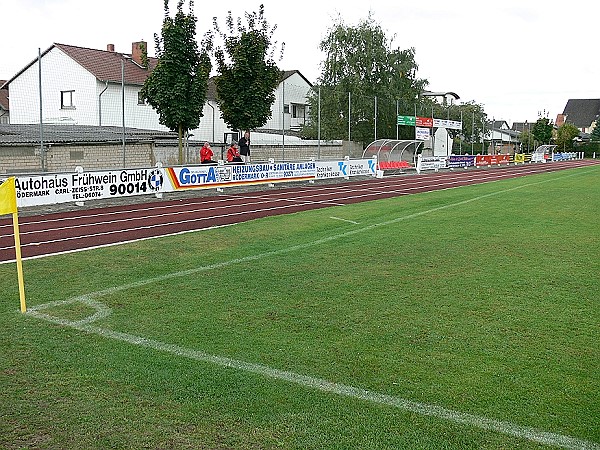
[362,140,424,170]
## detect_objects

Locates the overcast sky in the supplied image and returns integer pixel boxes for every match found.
[2,0,597,124]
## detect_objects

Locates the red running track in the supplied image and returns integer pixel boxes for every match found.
[1,160,597,263]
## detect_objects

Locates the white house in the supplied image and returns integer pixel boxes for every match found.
[1,42,312,143]
[264,70,311,132]
[201,69,312,144]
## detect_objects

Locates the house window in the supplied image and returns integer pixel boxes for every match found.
[137,91,146,105]
[283,104,290,114]
[61,90,75,109]
[291,104,305,119]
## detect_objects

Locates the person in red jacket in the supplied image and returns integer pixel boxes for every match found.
[200,142,215,164]
[226,143,243,163]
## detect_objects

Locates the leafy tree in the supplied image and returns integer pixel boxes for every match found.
[555,122,580,150]
[531,117,553,145]
[590,116,600,142]
[212,4,283,132]
[302,15,427,144]
[519,128,535,152]
[141,0,211,163]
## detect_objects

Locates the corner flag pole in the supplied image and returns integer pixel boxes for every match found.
[0,177,26,312]
[13,211,26,313]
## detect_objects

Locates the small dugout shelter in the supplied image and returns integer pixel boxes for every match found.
[362,139,423,170]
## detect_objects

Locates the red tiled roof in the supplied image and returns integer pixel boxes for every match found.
[55,43,157,86]
[0,81,8,110]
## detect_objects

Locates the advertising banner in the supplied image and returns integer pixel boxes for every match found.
[415,127,431,141]
[416,116,434,127]
[531,153,546,163]
[164,161,317,191]
[475,155,511,167]
[346,158,377,177]
[448,155,476,168]
[12,158,377,208]
[416,155,448,173]
[397,115,416,126]
[433,119,462,130]
[552,152,576,161]
[14,168,164,208]
[315,159,375,179]
[513,153,526,163]
[397,116,462,129]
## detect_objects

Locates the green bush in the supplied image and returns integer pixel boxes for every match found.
[579,142,600,158]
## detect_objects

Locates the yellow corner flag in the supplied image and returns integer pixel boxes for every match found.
[0,177,26,312]
[0,176,17,215]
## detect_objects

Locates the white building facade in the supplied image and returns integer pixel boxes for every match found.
[2,43,312,145]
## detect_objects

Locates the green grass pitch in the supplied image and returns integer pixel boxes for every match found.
[1,166,598,449]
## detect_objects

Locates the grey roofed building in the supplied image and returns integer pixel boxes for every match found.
[561,99,600,132]
[0,124,176,146]
[511,121,534,132]
[489,120,509,130]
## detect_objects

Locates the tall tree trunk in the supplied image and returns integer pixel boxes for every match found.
[178,124,183,164]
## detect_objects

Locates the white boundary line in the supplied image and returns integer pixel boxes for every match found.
[27,297,599,450]
[330,216,359,224]
[23,173,600,449]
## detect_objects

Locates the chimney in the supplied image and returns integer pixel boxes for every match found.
[107,44,115,52]
[132,41,147,66]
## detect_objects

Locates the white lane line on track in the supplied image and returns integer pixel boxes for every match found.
[0,179,441,239]
[0,199,347,253]
[1,196,346,238]
[25,176,600,450]
[0,223,237,264]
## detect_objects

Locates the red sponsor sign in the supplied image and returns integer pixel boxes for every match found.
[416,116,433,127]
[475,155,511,166]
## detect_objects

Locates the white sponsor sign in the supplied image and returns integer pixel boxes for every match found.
[164,162,318,190]
[15,168,163,207]
[433,119,462,130]
[416,127,431,141]
[531,151,546,163]
[315,159,376,179]
[416,155,448,174]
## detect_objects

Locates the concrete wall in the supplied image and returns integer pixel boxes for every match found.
[0,143,152,174]
[1,141,363,175]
